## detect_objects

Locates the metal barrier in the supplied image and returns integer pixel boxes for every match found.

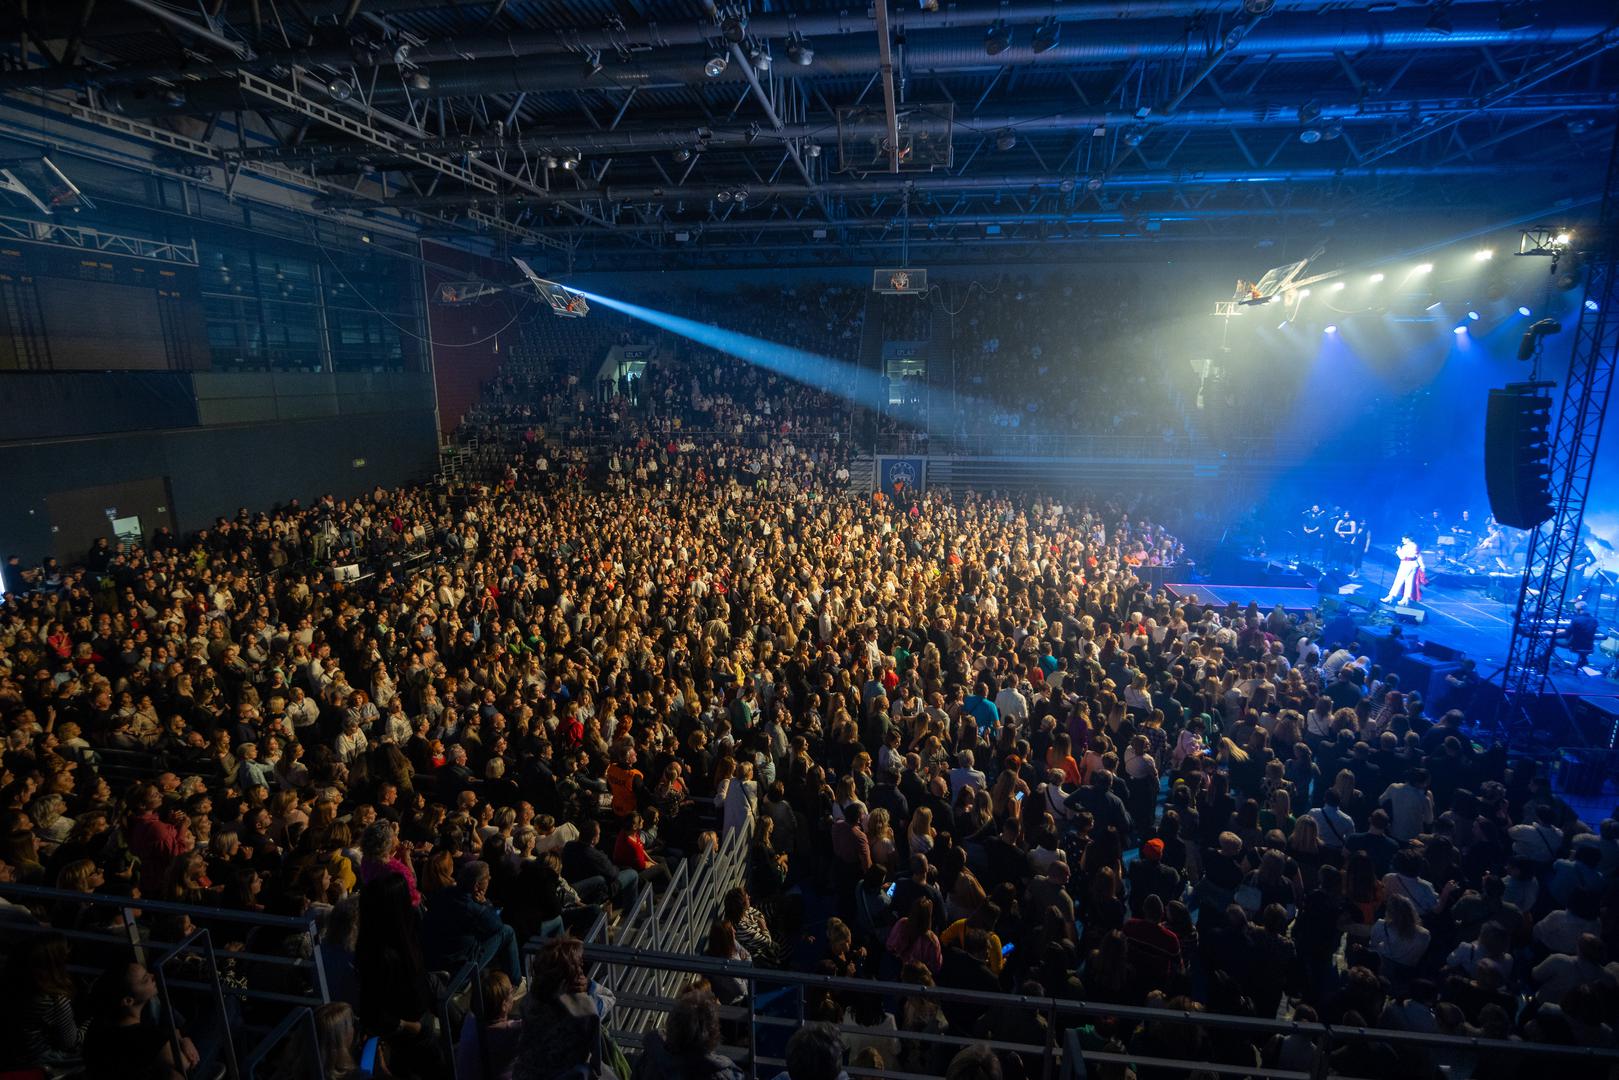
[582,946,1619,1080]
[0,882,330,1007]
[535,820,756,1040]
[239,1007,324,1080]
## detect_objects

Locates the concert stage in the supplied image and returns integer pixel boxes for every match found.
[1166,568,1619,707]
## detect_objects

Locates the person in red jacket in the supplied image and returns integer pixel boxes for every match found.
[125,782,192,896]
[613,812,671,894]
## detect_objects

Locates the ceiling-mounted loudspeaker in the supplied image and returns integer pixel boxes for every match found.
[984,21,1012,56]
[1031,18,1060,53]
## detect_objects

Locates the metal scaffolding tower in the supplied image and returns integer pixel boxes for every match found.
[1499,116,1619,743]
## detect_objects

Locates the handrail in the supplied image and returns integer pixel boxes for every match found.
[240,1006,323,1080]
[0,881,330,1004]
[582,945,1619,1066]
[0,881,319,928]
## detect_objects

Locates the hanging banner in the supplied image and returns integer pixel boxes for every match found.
[876,455,926,498]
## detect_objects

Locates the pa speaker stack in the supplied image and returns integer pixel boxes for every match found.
[1485,382,1554,529]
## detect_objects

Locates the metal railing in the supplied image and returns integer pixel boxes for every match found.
[553,820,755,1040]
[239,1006,324,1080]
[0,881,330,1006]
[581,946,1619,1080]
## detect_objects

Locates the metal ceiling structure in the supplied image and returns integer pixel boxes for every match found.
[0,0,1615,269]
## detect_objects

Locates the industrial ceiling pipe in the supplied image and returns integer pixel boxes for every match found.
[0,0,1509,91]
[227,93,1619,160]
[89,6,1609,119]
[393,10,1609,99]
[309,163,1546,209]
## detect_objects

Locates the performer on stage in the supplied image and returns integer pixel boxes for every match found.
[1381,535,1426,605]
[1302,504,1327,560]
[1332,511,1358,570]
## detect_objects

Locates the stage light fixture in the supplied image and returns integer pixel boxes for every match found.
[749,45,771,69]
[1298,288,1311,298]
[806,143,822,158]
[1330,282,1346,291]
[996,130,1018,152]
[1474,248,1494,261]
[1298,128,1322,145]
[1468,310,1480,320]
[1498,1,1535,30]
[1032,17,1060,53]
[985,21,1012,55]
[326,77,355,101]
[543,155,559,169]
[561,153,580,171]
[704,51,729,77]
[1586,299,1600,311]
[720,13,747,43]
[1368,273,1385,283]
[1413,263,1433,274]
[1555,231,1572,245]
[786,35,814,65]
[1518,306,1533,316]
[1324,325,1338,334]
[1454,325,1468,335]
[717,189,732,203]
[673,148,692,163]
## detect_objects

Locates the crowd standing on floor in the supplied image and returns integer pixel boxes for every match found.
[0,298,1616,1080]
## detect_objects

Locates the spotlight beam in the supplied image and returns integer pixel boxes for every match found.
[575,288,955,422]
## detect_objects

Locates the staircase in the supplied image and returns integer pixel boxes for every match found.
[847,451,875,495]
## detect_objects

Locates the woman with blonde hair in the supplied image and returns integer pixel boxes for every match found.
[866,807,896,870]
[906,806,936,856]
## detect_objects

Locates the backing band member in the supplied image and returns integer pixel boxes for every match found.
[1381,536,1425,605]
[1302,504,1327,560]
[1332,511,1358,571]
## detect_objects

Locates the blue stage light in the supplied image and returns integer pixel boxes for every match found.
[1586,299,1600,311]
[575,288,895,415]
[1323,325,1337,334]
[1518,306,1532,316]
[1453,325,1467,335]
[1467,311,1480,321]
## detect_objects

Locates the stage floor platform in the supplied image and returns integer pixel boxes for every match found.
[1164,583,1322,613]
[1166,573,1619,703]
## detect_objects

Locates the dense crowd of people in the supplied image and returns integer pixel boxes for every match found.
[0,292,1614,1080]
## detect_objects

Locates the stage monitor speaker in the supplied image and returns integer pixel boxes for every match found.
[1396,654,1461,703]
[1485,384,1553,529]
[1393,605,1426,624]
[1419,641,1464,662]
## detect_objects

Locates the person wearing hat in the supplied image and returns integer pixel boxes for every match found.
[1128,838,1184,916]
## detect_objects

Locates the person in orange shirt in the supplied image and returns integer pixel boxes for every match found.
[605,742,645,819]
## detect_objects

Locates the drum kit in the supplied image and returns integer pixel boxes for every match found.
[1603,629,1619,681]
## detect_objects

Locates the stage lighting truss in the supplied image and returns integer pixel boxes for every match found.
[512,258,589,318]
[1518,226,1573,258]
[0,156,94,214]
